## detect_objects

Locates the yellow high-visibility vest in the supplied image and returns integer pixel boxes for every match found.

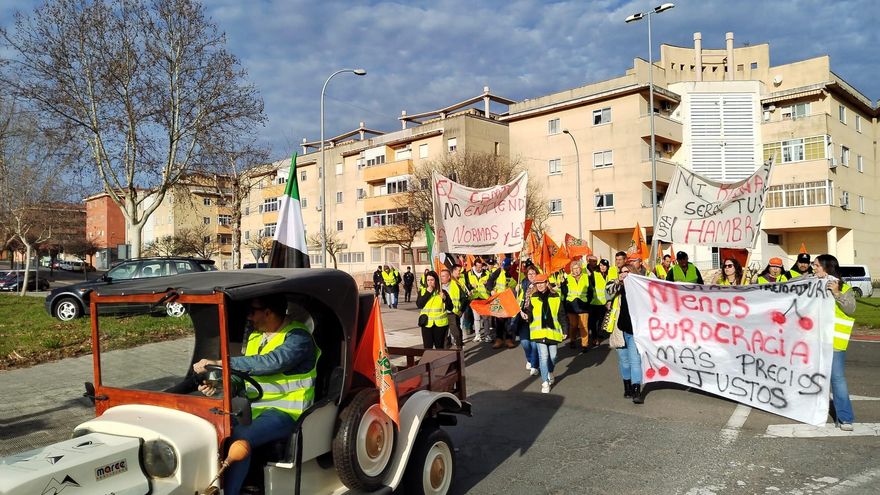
[420,292,449,327]
[590,271,607,305]
[565,274,590,303]
[245,322,320,421]
[528,294,564,342]
[833,283,855,351]
[671,263,699,283]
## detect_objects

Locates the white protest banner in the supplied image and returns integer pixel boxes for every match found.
[654,159,773,248]
[623,274,835,425]
[432,171,528,255]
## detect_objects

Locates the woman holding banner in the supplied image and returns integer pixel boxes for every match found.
[520,273,567,393]
[416,271,454,349]
[813,254,857,431]
[605,266,644,404]
[715,258,745,285]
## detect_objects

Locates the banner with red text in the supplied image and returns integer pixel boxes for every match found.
[623,274,835,425]
[654,159,773,248]
[432,172,528,255]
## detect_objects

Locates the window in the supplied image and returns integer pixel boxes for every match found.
[750,62,758,70]
[365,208,408,227]
[762,135,826,164]
[765,180,830,209]
[203,217,210,225]
[839,105,846,123]
[840,146,850,167]
[419,143,428,158]
[339,252,365,264]
[357,218,364,229]
[318,167,323,178]
[859,195,865,213]
[767,234,782,245]
[203,198,211,206]
[595,193,614,210]
[593,150,613,168]
[447,138,457,153]
[857,155,864,173]
[244,206,250,216]
[244,230,250,241]
[856,115,862,132]
[592,107,611,125]
[366,155,386,167]
[336,220,344,231]
[386,177,409,194]
[371,247,382,262]
[335,163,343,175]
[218,234,232,245]
[781,103,809,120]
[548,118,560,135]
[841,191,850,208]
[217,215,231,226]
[494,142,500,156]
[394,147,412,160]
[261,198,279,213]
[276,176,287,185]
[357,188,366,199]
[336,191,343,203]
[300,170,307,182]
[548,158,561,175]
[301,197,308,208]
[263,223,277,237]
[549,199,562,214]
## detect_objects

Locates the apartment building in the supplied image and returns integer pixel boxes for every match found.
[506,32,879,274]
[85,192,129,269]
[240,89,513,282]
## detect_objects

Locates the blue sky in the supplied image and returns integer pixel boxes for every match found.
[3,0,878,161]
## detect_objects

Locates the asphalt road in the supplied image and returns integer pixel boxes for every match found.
[1,300,879,494]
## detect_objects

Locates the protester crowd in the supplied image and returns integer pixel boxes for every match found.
[383,248,858,431]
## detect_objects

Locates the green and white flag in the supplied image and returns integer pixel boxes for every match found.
[269,152,310,268]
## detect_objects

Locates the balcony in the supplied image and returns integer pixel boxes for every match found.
[362,159,414,183]
[364,193,407,211]
[639,113,682,144]
[640,157,678,186]
[761,113,828,142]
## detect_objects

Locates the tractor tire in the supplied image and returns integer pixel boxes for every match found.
[332,388,396,491]
[402,424,455,495]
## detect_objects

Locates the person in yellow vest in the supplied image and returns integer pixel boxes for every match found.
[813,254,856,430]
[666,251,704,284]
[193,294,319,495]
[714,258,745,285]
[755,257,789,284]
[417,270,454,349]
[788,253,813,279]
[441,266,465,349]
[604,265,644,404]
[653,254,672,279]
[607,251,627,281]
[381,265,401,308]
[486,258,515,349]
[516,264,541,375]
[561,260,590,351]
[520,273,567,394]
[463,258,492,343]
[586,256,609,349]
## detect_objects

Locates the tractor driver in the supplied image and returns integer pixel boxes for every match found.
[193,294,319,495]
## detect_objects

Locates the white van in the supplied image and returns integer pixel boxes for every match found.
[839,264,873,298]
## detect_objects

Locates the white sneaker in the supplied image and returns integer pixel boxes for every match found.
[529,368,539,376]
[541,382,551,393]
[526,362,532,370]
[548,373,555,385]
[840,423,854,431]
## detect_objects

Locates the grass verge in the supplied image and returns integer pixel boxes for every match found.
[0,294,191,370]
[854,298,880,336]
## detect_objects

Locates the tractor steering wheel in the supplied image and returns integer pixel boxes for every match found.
[203,364,264,402]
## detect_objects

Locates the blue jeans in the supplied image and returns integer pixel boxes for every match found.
[831,350,854,424]
[225,408,296,495]
[535,342,558,384]
[516,319,539,369]
[387,291,398,308]
[616,332,643,385]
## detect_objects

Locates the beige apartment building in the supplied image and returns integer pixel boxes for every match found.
[240,89,513,283]
[506,32,879,275]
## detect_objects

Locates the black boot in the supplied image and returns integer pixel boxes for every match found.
[623,379,632,398]
[632,384,644,404]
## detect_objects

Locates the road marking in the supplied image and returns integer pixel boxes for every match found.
[720,404,752,444]
[822,467,880,494]
[850,394,880,401]
[763,423,880,438]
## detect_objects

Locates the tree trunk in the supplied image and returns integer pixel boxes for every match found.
[19,243,32,296]
[231,194,243,269]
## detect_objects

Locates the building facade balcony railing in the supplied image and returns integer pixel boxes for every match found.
[639,113,683,144]
[362,158,414,183]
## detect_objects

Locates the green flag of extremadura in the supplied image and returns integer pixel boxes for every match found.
[268,152,310,268]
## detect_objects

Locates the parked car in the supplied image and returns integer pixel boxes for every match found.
[59,259,96,272]
[0,270,50,292]
[839,264,873,298]
[45,257,217,321]
[243,262,269,268]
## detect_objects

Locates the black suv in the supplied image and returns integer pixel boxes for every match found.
[45,257,216,321]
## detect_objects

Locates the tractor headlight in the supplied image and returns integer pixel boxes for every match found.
[143,439,177,478]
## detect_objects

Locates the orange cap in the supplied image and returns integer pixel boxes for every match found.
[769,257,784,267]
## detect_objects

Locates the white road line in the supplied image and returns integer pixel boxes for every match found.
[720,404,752,445]
[763,423,880,438]
[822,467,880,494]
[850,395,880,401]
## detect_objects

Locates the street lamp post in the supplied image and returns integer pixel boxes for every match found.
[562,129,582,239]
[626,3,674,263]
[321,68,366,268]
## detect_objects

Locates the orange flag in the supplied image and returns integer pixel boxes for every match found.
[523,218,533,239]
[627,223,649,261]
[526,232,540,258]
[669,244,675,259]
[564,233,592,259]
[470,288,521,318]
[352,298,400,425]
[799,242,808,254]
[550,243,572,273]
[539,233,559,273]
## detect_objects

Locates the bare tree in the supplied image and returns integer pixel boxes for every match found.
[244,235,273,264]
[144,234,190,257]
[308,228,344,269]
[1,0,265,257]
[371,218,421,268]
[179,224,220,260]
